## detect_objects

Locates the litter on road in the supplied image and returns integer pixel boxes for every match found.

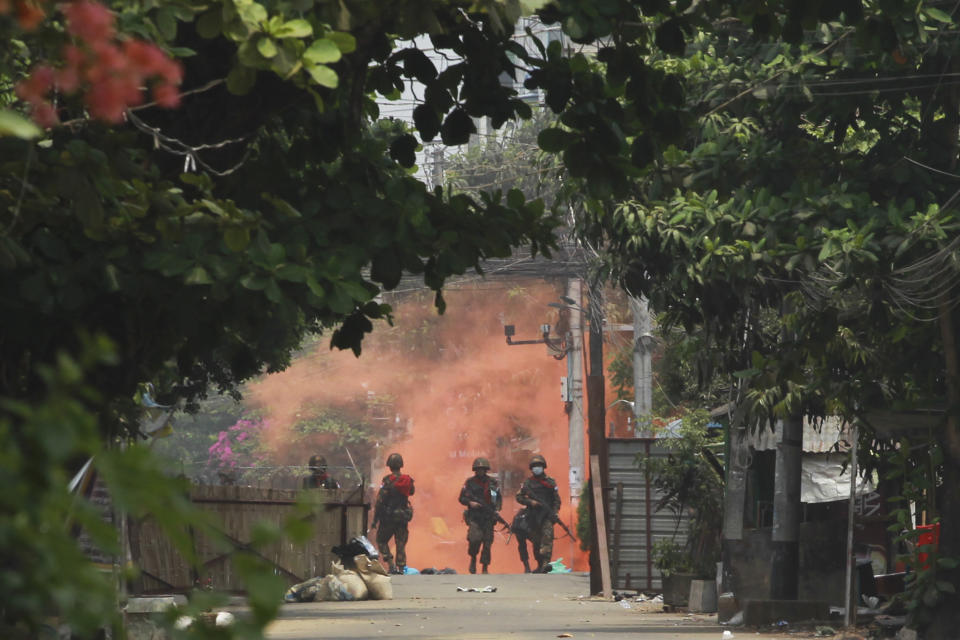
[456,586,497,592]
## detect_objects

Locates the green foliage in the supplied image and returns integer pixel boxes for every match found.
[651,538,694,577]
[5,0,960,634]
[636,409,723,577]
[575,479,591,552]
[0,338,122,639]
[152,394,247,476]
[445,107,564,208]
[884,436,957,629]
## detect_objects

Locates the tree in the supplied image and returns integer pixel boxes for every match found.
[4,1,567,636]
[6,0,960,635]
[566,8,960,636]
[445,106,565,208]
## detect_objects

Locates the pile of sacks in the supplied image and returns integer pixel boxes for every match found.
[284,554,392,603]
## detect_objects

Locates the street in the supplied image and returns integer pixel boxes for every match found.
[266,572,777,640]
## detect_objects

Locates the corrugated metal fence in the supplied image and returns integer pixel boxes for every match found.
[607,438,690,592]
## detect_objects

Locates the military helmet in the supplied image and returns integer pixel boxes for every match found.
[472,457,491,471]
[308,455,327,468]
[529,454,547,469]
[386,453,404,469]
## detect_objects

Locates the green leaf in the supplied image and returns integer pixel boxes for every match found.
[328,31,356,53]
[371,249,401,290]
[273,18,313,38]
[224,227,250,251]
[306,64,338,88]
[227,65,257,94]
[185,266,213,285]
[155,7,177,40]
[303,38,341,64]
[270,40,302,77]
[257,37,278,58]
[440,108,476,146]
[936,580,956,594]
[924,7,954,23]
[389,134,418,168]
[237,1,267,26]
[196,9,222,38]
[413,104,441,141]
[0,110,42,139]
[655,18,686,56]
[538,127,572,152]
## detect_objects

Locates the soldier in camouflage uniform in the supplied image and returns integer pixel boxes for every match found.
[515,454,561,573]
[302,454,340,490]
[458,457,502,574]
[372,453,414,574]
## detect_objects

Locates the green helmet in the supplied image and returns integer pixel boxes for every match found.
[309,455,327,469]
[529,454,547,469]
[472,457,490,471]
[386,453,404,469]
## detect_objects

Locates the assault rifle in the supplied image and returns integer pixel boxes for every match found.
[469,503,513,540]
[531,503,576,541]
[549,512,577,541]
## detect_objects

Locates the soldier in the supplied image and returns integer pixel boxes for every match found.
[511,508,534,573]
[302,454,340,490]
[372,453,415,574]
[458,457,503,574]
[515,453,561,573]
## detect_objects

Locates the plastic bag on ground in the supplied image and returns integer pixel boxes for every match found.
[323,575,354,601]
[354,554,393,600]
[548,558,572,573]
[284,576,325,603]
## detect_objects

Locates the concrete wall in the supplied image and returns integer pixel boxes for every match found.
[724,519,847,604]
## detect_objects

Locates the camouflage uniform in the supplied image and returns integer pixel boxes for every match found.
[302,471,340,490]
[373,470,414,573]
[302,455,340,489]
[458,472,502,572]
[515,471,561,572]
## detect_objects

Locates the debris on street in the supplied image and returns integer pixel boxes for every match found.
[283,554,392,602]
[456,586,497,593]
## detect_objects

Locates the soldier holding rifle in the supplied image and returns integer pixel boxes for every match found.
[459,457,506,574]
[515,454,563,573]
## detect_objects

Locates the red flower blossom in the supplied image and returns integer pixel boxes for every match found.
[63,0,115,42]
[15,0,45,29]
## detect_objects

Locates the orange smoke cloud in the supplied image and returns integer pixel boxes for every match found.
[247,281,589,573]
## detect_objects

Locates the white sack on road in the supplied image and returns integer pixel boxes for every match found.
[354,554,393,600]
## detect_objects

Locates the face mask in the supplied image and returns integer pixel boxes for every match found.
[531,466,544,476]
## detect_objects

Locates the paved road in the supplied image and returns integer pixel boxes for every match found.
[265,572,742,640]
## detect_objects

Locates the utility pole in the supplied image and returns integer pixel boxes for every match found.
[770,415,802,599]
[586,278,609,596]
[630,295,652,433]
[566,278,585,505]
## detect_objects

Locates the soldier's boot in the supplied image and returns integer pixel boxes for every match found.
[481,564,489,574]
[395,565,406,575]
[387,562,397,574]
[468,556,477,574]
[521,559,531,573]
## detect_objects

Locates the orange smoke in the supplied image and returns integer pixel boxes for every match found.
[247,281,589,573]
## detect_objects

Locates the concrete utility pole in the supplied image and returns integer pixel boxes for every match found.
[566,278,585,504]
[770,415,803,599]
[630,295,652,433]
[586,278,609,596]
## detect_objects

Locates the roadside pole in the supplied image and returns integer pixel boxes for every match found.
[586,278,609,596]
